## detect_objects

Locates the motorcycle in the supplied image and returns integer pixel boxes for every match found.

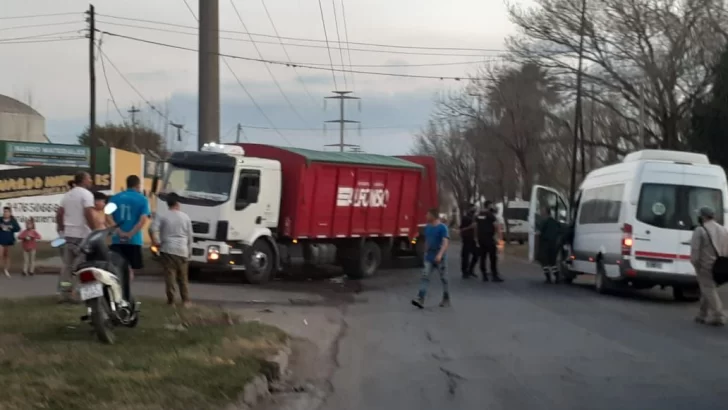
[51,202,141,344]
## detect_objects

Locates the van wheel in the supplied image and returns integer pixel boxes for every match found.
[594,262,612,295]
[244,240,274,284]
[673,286,700,302]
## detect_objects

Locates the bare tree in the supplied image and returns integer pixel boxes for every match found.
[507,0,726,149]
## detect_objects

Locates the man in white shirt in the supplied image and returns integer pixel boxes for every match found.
[55,172,96,302]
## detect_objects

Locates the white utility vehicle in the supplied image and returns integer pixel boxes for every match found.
[528,150,728,300]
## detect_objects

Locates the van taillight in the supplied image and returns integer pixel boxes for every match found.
[78,270,96,283]
[621,223,633,256]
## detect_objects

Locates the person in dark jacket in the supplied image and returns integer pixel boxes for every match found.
[0,206,21,277]
[459,204,478,278]
[536,205,561,283]
[476,201,504,282]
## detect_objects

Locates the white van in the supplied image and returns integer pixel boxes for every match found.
[497,200,530,244]
[528,150,728,300]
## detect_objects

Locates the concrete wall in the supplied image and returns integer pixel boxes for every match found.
[0,113,46,143]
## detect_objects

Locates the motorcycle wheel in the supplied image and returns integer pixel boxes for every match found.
[89,298,115,344]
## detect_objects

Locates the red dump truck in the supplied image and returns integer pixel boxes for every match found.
[152,143,437,283]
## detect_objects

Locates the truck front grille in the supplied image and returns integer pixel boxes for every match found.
[192,222,210,234]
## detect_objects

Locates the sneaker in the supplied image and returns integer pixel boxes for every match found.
[22,271,28,277]
[482,274,489,282]
[695,316,707,324]
[411,296,425,309]
[4,269,9,278]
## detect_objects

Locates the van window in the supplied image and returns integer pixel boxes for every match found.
[504,208,528,221]
[578,184,625,224]
[637,184,723,230]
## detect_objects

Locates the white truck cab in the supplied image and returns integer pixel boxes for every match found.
[152,143,282,283]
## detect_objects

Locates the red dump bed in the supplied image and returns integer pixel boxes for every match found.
[395,155,438,228]
[241,144,430,239]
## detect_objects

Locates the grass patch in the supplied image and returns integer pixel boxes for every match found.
[0,297,288,410]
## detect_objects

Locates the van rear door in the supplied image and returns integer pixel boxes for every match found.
[632,163,686,274]
[528,185,568,262]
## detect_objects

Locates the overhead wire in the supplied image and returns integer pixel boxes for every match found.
[96,30,480,80]
[0,12,81,20]
[0,20,83,32]
[0,30,84,42]
[339,0,355,90]
[260,0,319,106]
[97,46,197,137]
[329,0,348,89]
[0,36,84,45]
[97,36,127,122]
[96,13,505,53]
[228,0,312,127]
[180,1,293,146]
[316,0,339,90]
[95,19,502,58]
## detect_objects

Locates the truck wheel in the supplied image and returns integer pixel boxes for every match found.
[346,241,382,279]
[244,240,274,284]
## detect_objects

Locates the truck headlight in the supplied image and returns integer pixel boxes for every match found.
[207,245,220,261]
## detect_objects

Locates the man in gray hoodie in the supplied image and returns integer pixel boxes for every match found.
[690,207,728,326]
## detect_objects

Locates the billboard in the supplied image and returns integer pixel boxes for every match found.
[6,142,90,167]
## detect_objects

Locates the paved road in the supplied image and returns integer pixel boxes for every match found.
[320,247,728,410]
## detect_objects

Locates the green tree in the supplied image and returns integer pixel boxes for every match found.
[690,45,728,170]
[78,123,166,157]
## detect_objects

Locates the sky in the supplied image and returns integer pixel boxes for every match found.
[1,0,517,155]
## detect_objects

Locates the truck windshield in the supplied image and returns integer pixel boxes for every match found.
[160,165,233,205]
[637,183,724,230]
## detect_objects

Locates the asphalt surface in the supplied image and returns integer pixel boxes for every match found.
[319,246,728,410]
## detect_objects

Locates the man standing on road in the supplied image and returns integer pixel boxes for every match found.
[536,205,561,284]
[109,175,151,281]
[459,204,478,279]
[690,207,728,326]
[412,208,450,309]
[56,172,96,302]
[150,193,193,306]
[476,200,504,282]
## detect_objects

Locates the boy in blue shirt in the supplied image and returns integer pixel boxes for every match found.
[109,175,151,281]
[412,208,450,308]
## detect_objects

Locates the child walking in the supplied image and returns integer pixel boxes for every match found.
[0,207,21,277]
[19,218,41,276]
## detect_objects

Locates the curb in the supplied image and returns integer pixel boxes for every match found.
[225,341,292,410]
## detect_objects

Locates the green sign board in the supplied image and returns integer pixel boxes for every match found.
[6,142,90,168]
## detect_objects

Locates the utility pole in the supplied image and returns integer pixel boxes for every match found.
[87,4,97,185]
[589,83,596,171]
[128,105,140,152]
[198,0,220,149]
[324,91,360,152]
[639,83,645,149]
[569,0,587,206]
[170,122,184,153]
[236,123,243,143]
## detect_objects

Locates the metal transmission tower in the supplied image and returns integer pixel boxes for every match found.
[324,91,360,152]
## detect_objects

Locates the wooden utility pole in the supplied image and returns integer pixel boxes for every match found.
[87,4,97,184]
[324,91,360,152]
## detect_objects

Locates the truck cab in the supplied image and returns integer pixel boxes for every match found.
[152,143,282,283]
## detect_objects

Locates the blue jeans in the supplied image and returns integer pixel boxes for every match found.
[418,260,449,299]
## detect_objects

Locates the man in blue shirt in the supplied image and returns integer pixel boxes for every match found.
[109,175,151,280]
[412,208,450,309]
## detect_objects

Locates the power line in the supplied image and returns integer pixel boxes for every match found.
[339,0,355,91]
[316,0,338,90]
[96,13,505,52]
[97,46,196,137]
[97,30,476,80]
[97,38,127,122]
[0,36,84,45]
[240,124,420,131]
[0,12,81,21]
[228,0,311,127]
[0,30,83,42]
[95,19,501,58]
[0,20,83,32]
[330,0,348,89]
[260,0,319,106]
[180,1,292,146]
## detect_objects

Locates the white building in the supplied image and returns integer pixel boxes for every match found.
[0,94,47,142]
